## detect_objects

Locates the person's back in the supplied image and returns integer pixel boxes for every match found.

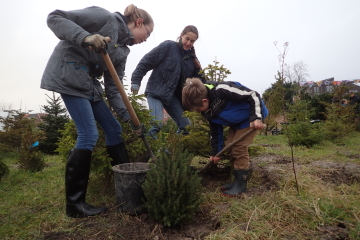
[182,77,267,197]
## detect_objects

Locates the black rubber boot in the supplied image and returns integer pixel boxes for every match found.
[222,169,248,197]
[221,181,234,191]
[65,148,107,218]
[106,142,130,166]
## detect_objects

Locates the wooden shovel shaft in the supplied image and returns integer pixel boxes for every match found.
[101,52,156,161]
[198,127,257,173]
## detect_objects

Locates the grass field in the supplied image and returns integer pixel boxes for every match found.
[1,133,360,239]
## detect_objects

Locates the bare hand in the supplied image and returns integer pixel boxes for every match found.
[210,156,221,164]
[250,119,265,130]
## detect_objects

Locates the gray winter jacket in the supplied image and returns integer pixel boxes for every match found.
[131,40,204,106]
[41,6,132,122]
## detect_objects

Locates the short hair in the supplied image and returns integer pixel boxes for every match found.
[182,78,208,111]
[124,4,154,27]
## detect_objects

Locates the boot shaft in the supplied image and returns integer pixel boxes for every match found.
[222,169,249,196]
[106,142,130,166]
[65,148,92,204]
[233,169,248,193]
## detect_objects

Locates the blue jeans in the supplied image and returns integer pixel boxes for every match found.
[61,94,122,151]
[147,95,190,136]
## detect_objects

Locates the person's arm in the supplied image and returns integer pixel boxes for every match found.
[209,121,224,155]
[104,64,131,123]
[47,6,110,46]
[208,121,224,163]
[131,41,173,86]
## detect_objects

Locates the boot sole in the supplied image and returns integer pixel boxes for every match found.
[222,192,246,197]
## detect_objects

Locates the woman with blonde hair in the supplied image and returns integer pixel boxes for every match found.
[41,4,154,218]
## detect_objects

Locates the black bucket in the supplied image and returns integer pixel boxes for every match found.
[112,162,153,215]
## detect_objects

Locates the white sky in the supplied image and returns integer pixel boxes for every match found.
[1,0,360,113]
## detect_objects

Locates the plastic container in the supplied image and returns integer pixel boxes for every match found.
[112,162,153,215]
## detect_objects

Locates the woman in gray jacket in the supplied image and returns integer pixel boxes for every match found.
[41,5,154,218]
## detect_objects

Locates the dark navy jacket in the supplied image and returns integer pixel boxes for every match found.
[131,40,204,106]
[201,81,268,155]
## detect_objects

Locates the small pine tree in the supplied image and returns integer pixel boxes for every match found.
[322,84,356,140]
[199,59,231,82]
[38,92,69,154]
[0,110,33,150]
[182,111,211,157]
[142,133,203,227]
[18,125,46,172]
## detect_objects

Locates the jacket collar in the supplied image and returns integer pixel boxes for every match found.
[177,39,195,58]
[115,12,134,46]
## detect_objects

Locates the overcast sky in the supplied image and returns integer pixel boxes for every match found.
[1,0,360,113]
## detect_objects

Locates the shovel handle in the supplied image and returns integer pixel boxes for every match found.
[101,52,156,161]
[198,127,257,173]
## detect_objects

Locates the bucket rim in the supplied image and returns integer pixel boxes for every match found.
[112,162,155,174]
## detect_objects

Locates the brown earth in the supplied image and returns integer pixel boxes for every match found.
[42,150,360,240]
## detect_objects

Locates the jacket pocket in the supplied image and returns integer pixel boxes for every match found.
[61,60,91,91]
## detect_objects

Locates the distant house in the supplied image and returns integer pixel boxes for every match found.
[23,113,47,124]
[300,78,360,95]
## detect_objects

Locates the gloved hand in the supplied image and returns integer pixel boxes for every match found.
[128,120,145,137]
[82,34,110,53]
[131,84,140,94]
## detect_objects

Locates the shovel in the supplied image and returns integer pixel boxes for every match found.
[86,39,156,162]
[198,127,257,173]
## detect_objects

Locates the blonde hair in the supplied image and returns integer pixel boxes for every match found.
[182,78,208,111]
[124,4,154,27]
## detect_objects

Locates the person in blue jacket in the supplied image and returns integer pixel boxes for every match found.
[41,5,154,218]
[182,78,268,197]
[131,25,205,138]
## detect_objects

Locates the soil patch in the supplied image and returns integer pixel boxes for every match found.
[310,161,360,184]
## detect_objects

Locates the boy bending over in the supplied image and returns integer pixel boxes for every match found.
[182,78,268,197]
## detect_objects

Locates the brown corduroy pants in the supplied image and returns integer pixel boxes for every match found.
[225,127,257,170]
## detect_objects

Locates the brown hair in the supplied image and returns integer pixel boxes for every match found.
[178,25,201,68]
[178,25,199,40]
[124,4,154,27]
[182,78,208,111]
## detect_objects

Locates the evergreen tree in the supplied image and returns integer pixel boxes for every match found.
[18,125,46,172]
[199,59,231,82]
[0,109,33,151]
[322,84,356,140]
[38,92,69,154]
[142,132,203,227]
